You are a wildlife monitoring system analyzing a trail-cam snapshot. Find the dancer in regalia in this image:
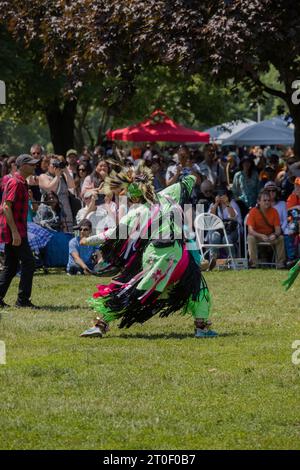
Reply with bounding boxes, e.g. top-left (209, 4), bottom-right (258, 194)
top-left (282, 259), bottom-right (300, 291)
top-left (80, 165), bottom-right (217, 338)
